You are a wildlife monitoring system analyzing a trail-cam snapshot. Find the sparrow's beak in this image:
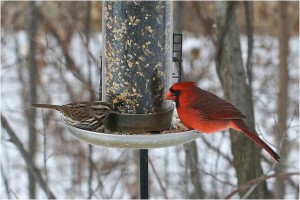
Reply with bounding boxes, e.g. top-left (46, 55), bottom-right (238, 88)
top-left (164, 91), bottom-right (176, 100)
